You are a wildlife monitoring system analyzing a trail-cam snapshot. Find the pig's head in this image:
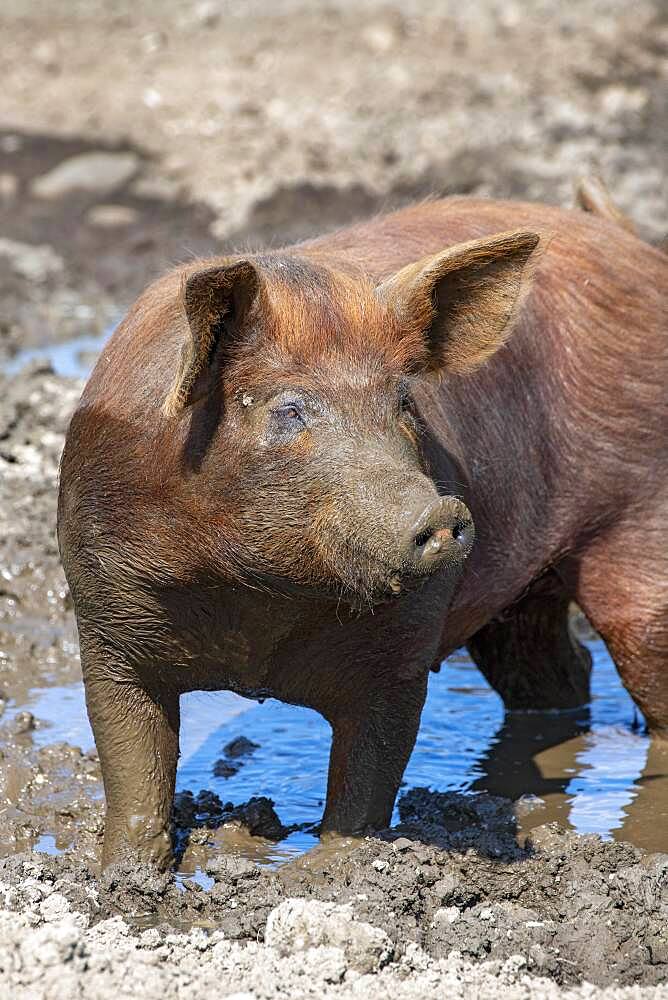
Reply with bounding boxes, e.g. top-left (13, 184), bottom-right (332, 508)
top-left (163, 230), bottom-right (539, 607)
